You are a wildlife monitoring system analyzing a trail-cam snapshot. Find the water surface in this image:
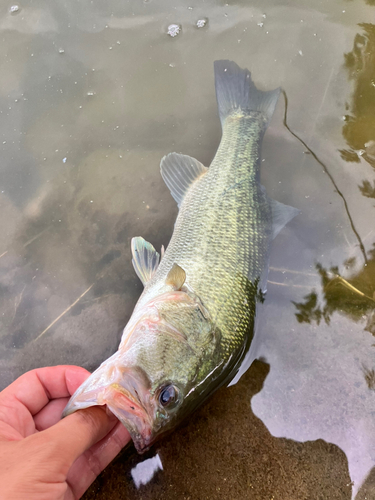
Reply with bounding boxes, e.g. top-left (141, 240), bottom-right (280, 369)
top-left (0, 0), bottom-right (375, 498)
